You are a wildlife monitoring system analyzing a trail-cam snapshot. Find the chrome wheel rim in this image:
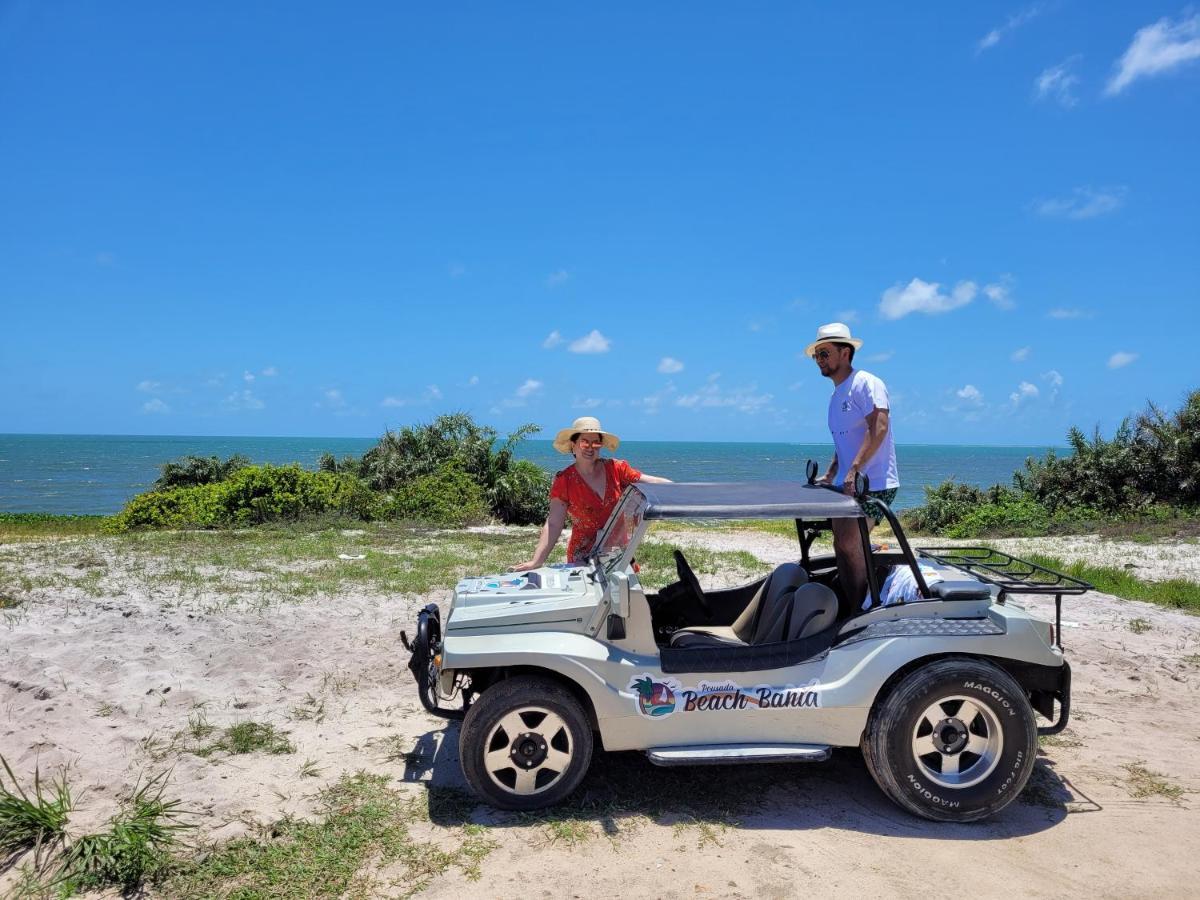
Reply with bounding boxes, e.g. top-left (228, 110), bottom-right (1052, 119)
top-left (483, 707), bottom-right (573, 796)
top-left (911, 694), bottom-right (1003, 789)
